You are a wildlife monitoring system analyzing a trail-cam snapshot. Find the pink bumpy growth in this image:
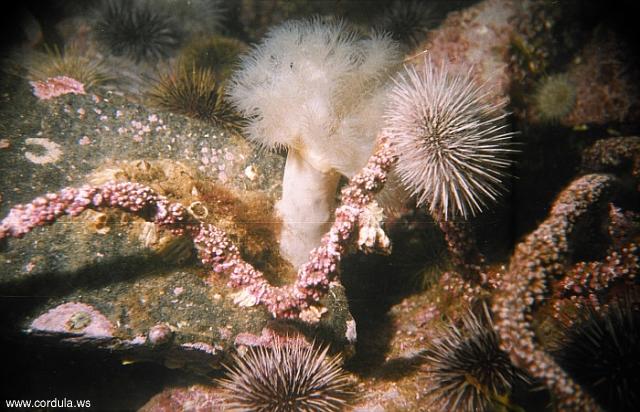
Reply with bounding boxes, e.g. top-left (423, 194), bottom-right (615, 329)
top-left (493, 174), bottom-right (615, 411)
top-left (30, 76), bottom-right (86, 100)
top-left (0, 138), bottom-right (396, 320)
top-left (0, 181), bottom-right (189, 239)
top-left (196, 138), bottom-right (396, 318)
